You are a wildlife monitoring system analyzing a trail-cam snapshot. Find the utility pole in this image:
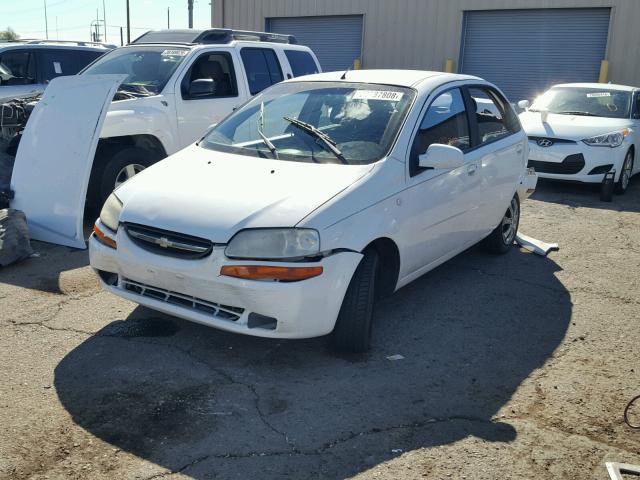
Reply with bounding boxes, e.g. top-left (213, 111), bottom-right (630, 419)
top-left (167, 7), bottom-right (170, 29)
top-left (43, 0), bottom-right (49, 39)
top-left (103, 0), bottom-right (107, 42)
top-left (188, 0), bottom-right (194, 29)
top-left (126, 0), bottom-right (131, 44)
top-left (120, 27), bottom-right (124, 46)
